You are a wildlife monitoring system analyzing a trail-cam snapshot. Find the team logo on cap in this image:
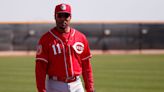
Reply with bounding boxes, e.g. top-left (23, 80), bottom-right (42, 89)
top-left (73, 42), bottom-right (84, 54)
top-left (60, 4), bottom-right (66, 10)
